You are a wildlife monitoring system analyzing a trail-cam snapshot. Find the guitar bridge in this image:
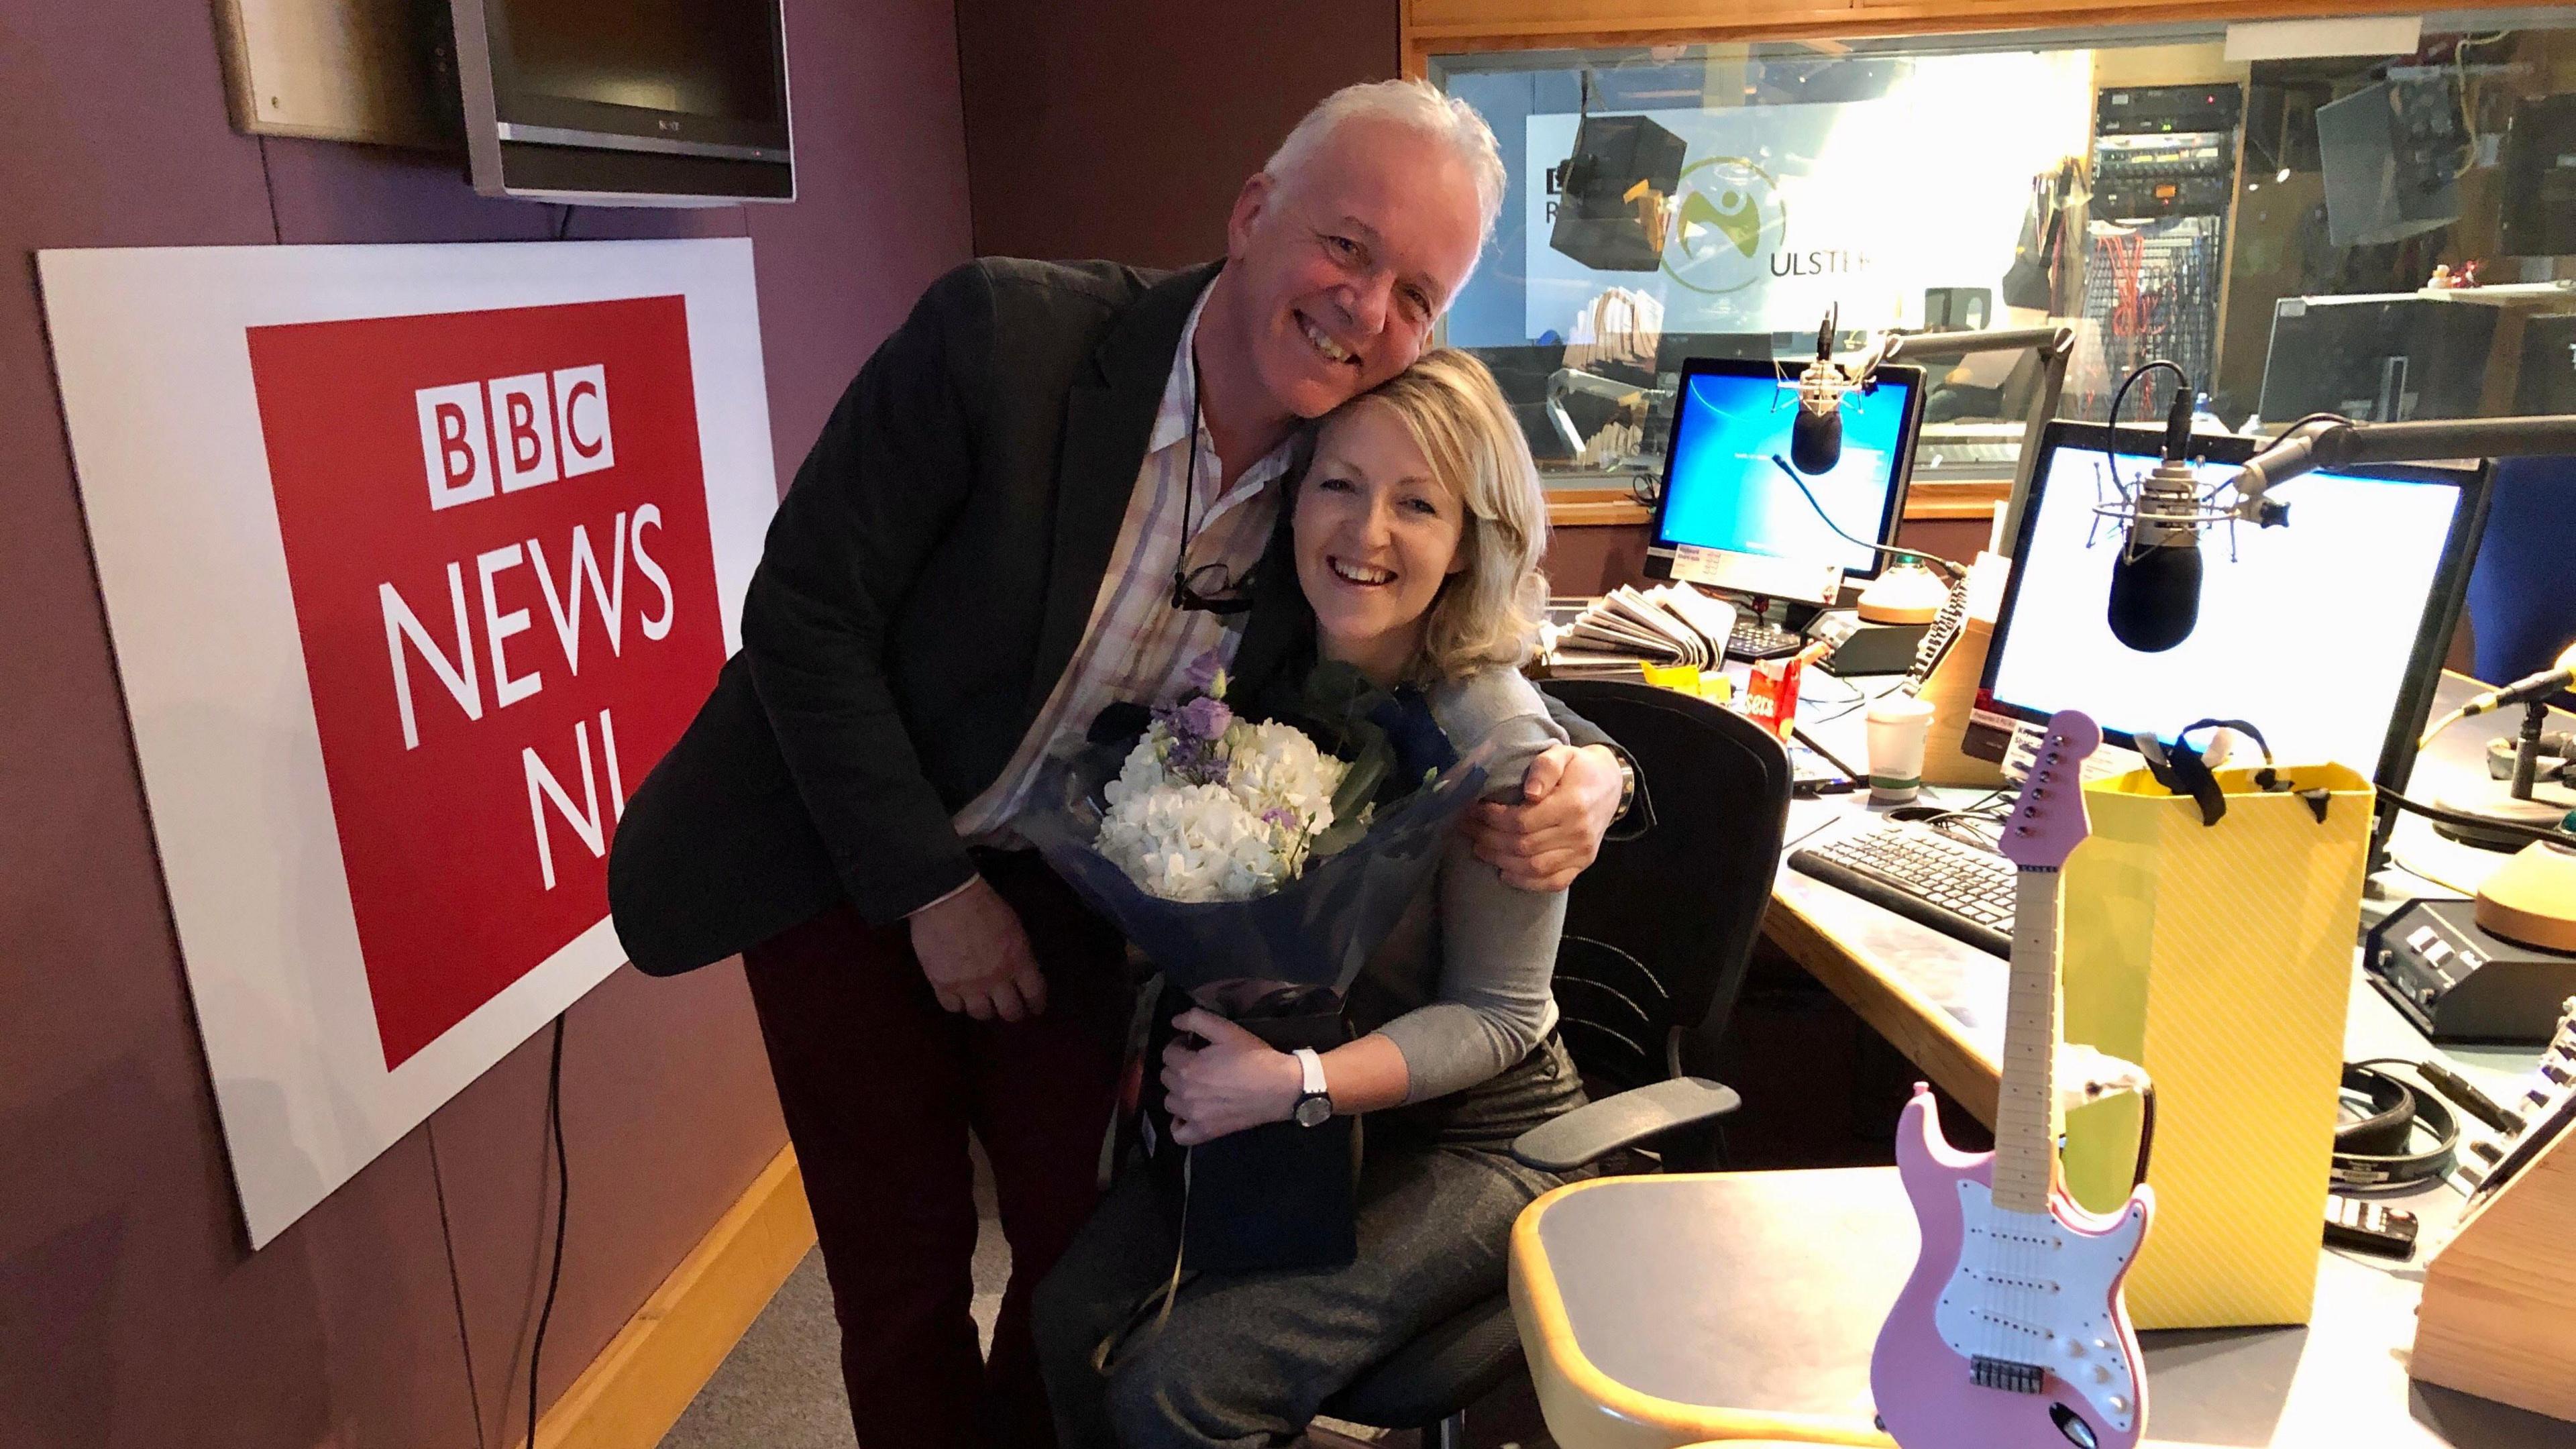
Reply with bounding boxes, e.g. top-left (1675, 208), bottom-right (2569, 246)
top-left (1970, 1355), bottom-right (2045, 1394)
